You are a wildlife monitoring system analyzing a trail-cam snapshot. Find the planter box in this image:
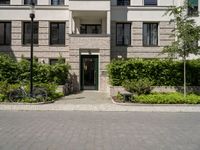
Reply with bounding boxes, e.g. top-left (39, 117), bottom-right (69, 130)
top-left (110, 86), bottom-right (200, 96)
